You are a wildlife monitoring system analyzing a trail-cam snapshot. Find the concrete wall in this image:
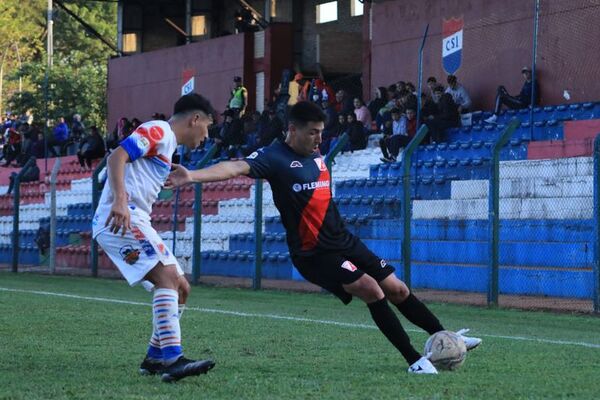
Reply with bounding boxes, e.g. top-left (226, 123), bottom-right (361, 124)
top-left (300, 0), bottom-right (363, 73)
top-left (369, 0), bottom-right (600, 110)
top-left (107, 34), bottom-right (246, 129)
